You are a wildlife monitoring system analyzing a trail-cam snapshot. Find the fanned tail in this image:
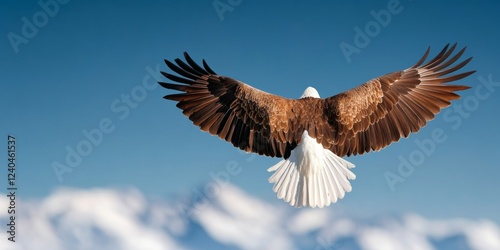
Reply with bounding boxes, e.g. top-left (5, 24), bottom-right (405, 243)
top-left (267, 132), bottom-right (356, 208)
